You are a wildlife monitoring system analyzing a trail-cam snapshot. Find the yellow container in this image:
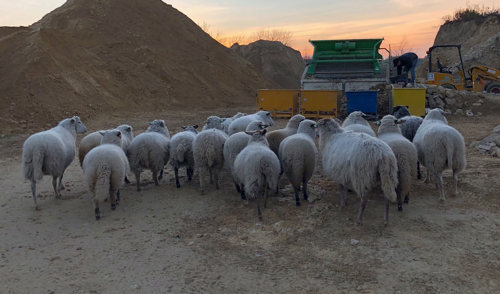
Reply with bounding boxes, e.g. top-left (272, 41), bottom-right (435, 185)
top-left (257, 89), bottom-right (299, 118)
top-left (391, 88), bottom-right (426, 117)
top-left (300, 90), bottom-right (340, 118)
